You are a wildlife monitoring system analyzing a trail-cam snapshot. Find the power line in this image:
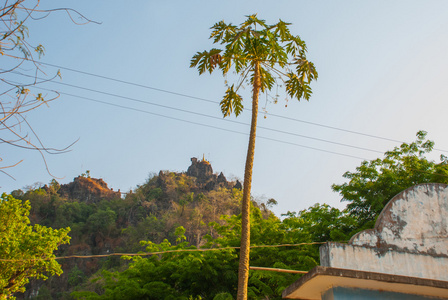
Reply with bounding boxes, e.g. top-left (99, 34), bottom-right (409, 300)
top-left (58, 82), bottom-right (383, 154)
top-left (11, 71), bottom-right (448, 164)
top-left (46, 88), bottom-right (368, 160)
top-left (2, 233), bottom-right (447, 262)
top-left (0, 242), bottom-right (326, 262)
top-left (35, 61), bottom-right (419, 147)
top-left (265, 113), bottom-right (402, 144)
top-left (12, 71), bottom-right (383, 155)
top-left (38, 61), bottom-right (218, 104)
top-left (9, 70), bottom-right (448, 159)
top-left (41, 88), bottom-right (448, 177)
